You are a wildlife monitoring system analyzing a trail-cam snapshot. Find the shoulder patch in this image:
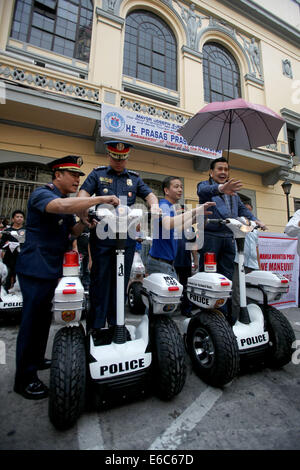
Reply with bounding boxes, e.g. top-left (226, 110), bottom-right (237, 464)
top-left (45, 183), bottom-right (55, 190)
top-left (128, 170), bottom-right (139, 177)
